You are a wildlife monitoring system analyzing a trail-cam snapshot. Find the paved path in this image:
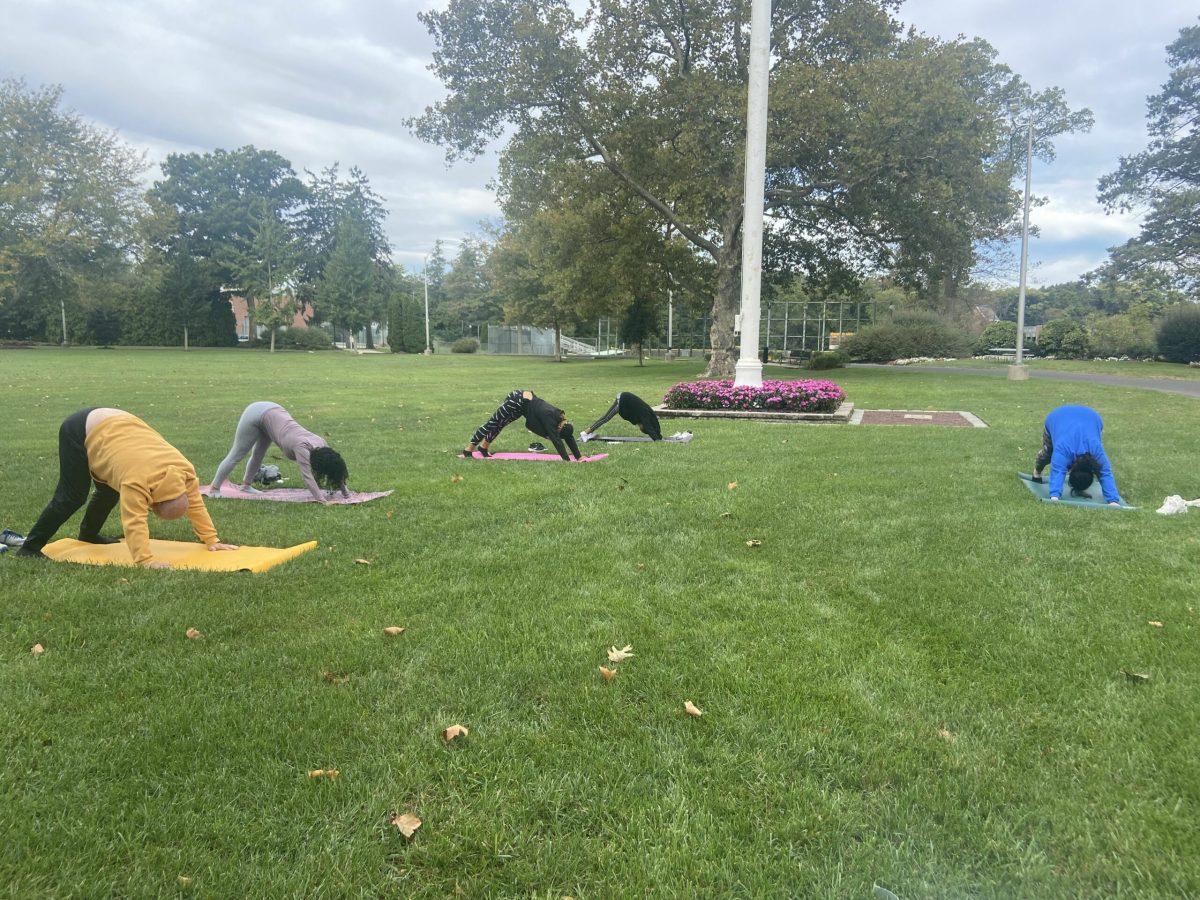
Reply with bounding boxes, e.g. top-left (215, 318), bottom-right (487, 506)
top-left (851, 364), bottom-right (1200, 399)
